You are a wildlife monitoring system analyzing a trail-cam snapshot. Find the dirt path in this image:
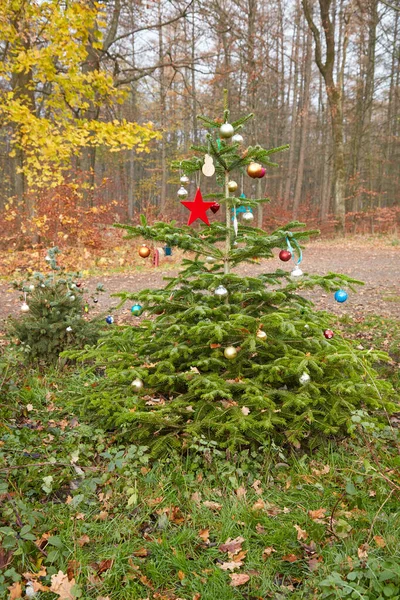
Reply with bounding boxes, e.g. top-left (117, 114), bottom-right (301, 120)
top-left (1, 239), bottom-right (399, 328)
